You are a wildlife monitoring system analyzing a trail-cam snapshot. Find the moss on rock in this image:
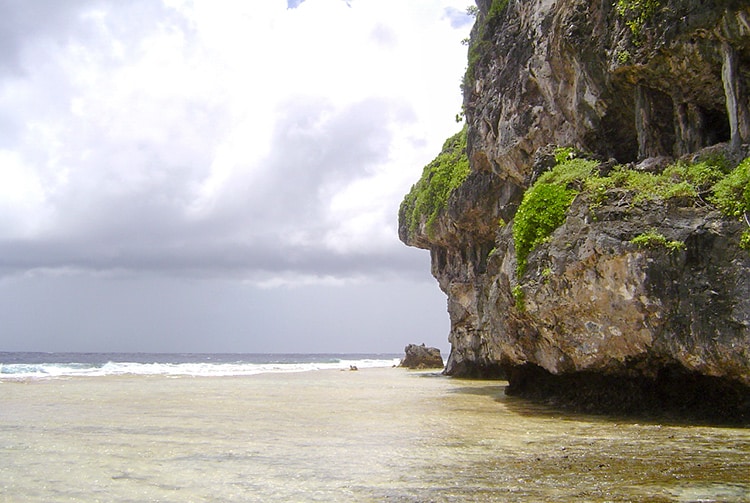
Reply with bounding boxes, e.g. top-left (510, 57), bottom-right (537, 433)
top-left (400, 127), bottom-right (470, 237)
